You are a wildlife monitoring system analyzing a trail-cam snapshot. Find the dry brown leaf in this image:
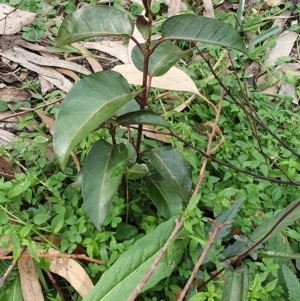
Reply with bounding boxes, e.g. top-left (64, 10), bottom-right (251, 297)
top-left (173, 95), bottom-right (196, 113)
top-left (143, 125), bottom-right (172, 143)
top-left (0, 153), bottom-right (22, 180)
top-left (0, 4), bottom-right (36, 35)
top-left (39, 75), bottom-right (55, 95)
top-left (264, 31), bottom-right (298, 67)
top-left (166, 0), bottom-right (182, 17)
top-left (203, 0), bottom-right (215, 18)
top-left (35, 110), bottom-right (55, 135)
top-left (0, 129), bottom-right (17, 146)
top-left (56, 68), bottom-right (81, 82)
top-left (1, 49), bottom-right (73, 92)
top-left (0, 111), bottom-right (18, 131)
top-left (18, 250), bottom-right (44, 301)
top-left (72, 42), bottom-right (103, 72)
top-left (113, 64), bottom-right (200, 95)
top-left (264, 0), bottom-right (285, 7)
top-left (272, 8), bottom-right (293, 30)
top-left (14, 38), bottom-right (53, 54)
top-left (0, 86), bottom-right (29, 102)
top-left (48, 248), bottom-right (94, 297)
top-left (128, 124), bottom-right (172, 143)
top-left (11, 46), bottom-right (91, 75)
top-left (84, 41), bottom-right (130, 64)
